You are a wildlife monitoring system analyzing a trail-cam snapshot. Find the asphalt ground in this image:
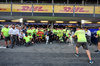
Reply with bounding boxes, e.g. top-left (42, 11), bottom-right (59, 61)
top-left (0, 40), bottom-right (100, 66)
